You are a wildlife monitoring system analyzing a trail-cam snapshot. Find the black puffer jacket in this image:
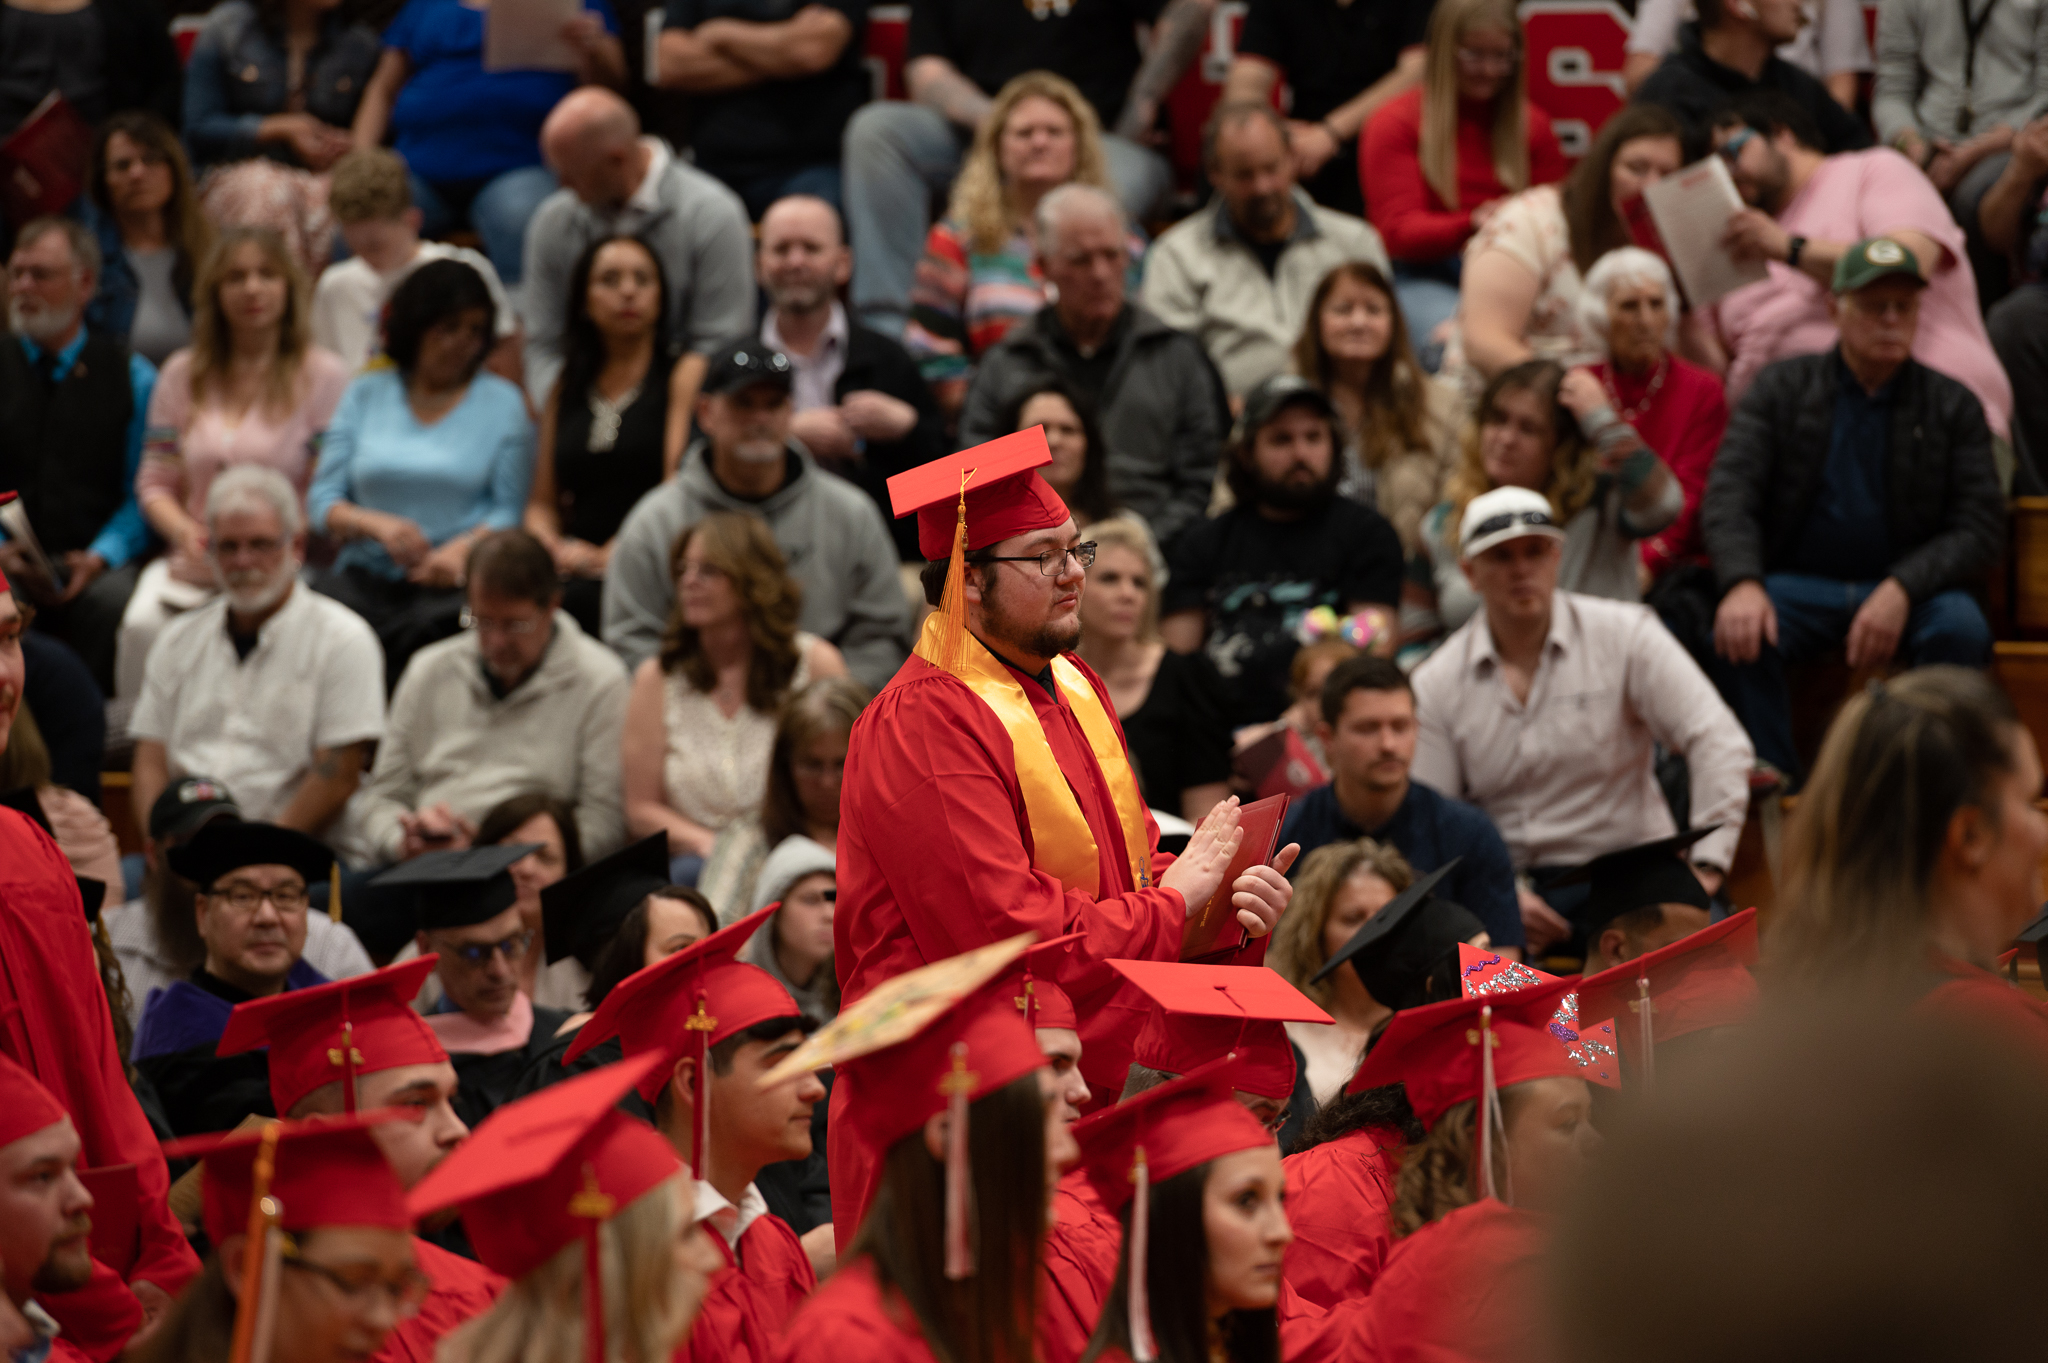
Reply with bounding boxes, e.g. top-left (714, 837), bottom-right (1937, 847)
top-left (1700, 349), bottom-right (2004, 603)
